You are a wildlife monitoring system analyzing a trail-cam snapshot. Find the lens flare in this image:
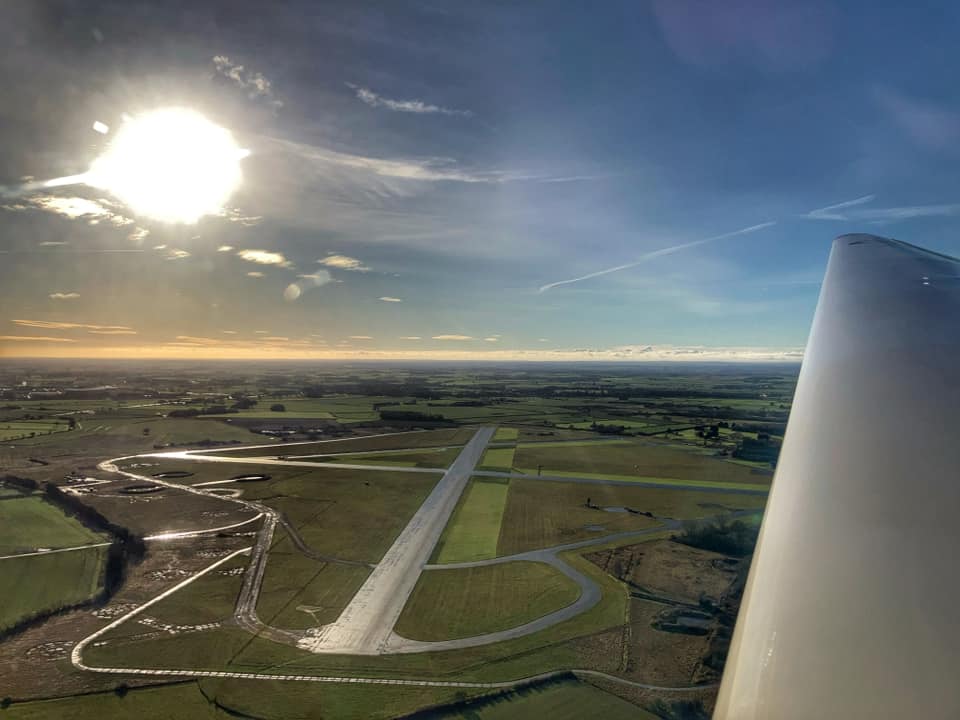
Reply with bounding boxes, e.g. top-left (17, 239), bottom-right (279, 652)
top-left (86, 108), bottom-right (247, 223)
